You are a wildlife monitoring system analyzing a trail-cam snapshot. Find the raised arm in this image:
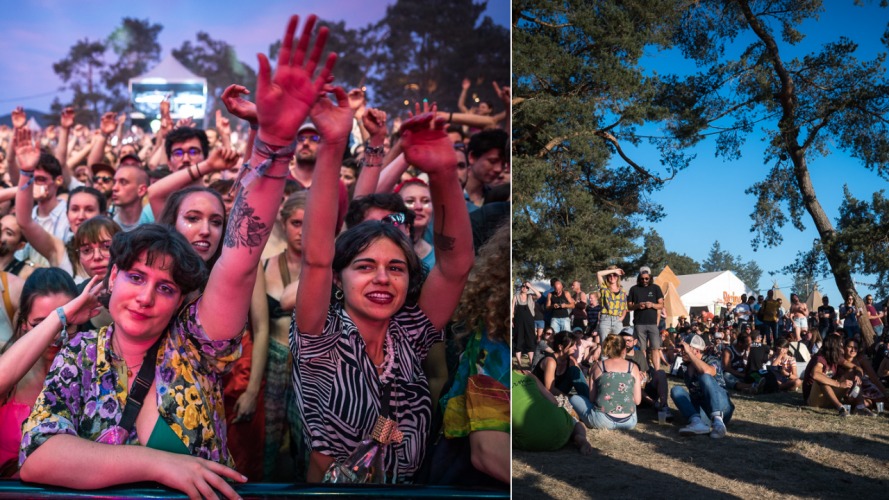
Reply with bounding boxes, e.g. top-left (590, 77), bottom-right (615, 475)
top-left (0, 276), bottom-right (99, 402)
top-left (221, 85), bottom-right (258, 165)
top-left (13, 129), bottom-right (67, 267)
top-left (147, 147), bottom-right (239, 219)
top-left (402, 113), bottom-right (474, 330)
top-left (374, 150), bottom-right (410, 195)
top-left (56, 108), bottom-right (75, 188)
top-left (439, 112), bottom-right (497, 131)
top-left (8, 106), bottom-right (27, 184)
top-left (457, 78), bottom-right (471, 114)
top-left (350, 108), bottom-right (388, 199)
top-left (216, 110), bottom-right (233, 150)
top-left (201, 14), bottom-right (336, 341)
top-left (86, 113), bottom-right (117, 169)
top-left (293, 89), bottom-right (353, 336)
